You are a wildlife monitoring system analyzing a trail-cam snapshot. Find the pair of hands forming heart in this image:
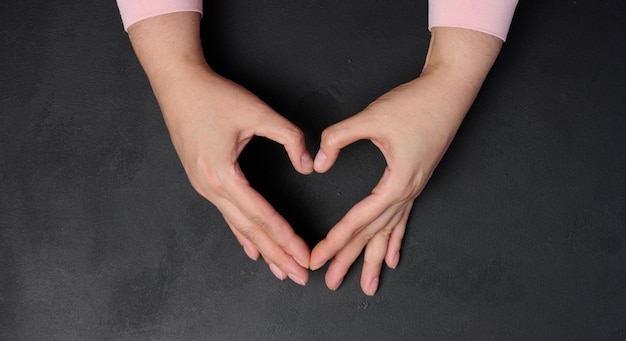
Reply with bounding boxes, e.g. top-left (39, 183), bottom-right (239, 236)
top-left (158, 70), bottom-right (466, 296)
top-left (129, 12), bottom-right (503, 296)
